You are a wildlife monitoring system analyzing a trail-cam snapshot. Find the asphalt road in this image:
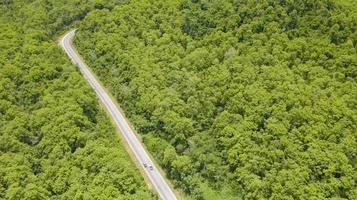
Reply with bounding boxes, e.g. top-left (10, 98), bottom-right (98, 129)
top-left (60, 29), bottom-right (178, 200)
